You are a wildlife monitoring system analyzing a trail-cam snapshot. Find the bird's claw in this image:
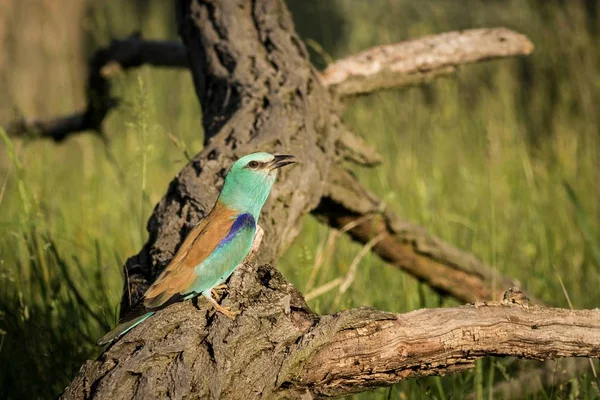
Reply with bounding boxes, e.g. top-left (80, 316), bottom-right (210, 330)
top-left (203, 288), bottom-right (239, 319)
top-left (212, 303), bottom-right (240, 319)
top-left (211, 284), bottom-right (228, 300)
